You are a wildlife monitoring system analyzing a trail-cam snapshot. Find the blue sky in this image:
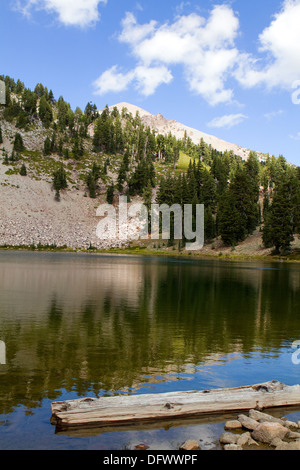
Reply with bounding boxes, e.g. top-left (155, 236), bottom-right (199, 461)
top-left (1, 0), bottom-right (300, 165)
